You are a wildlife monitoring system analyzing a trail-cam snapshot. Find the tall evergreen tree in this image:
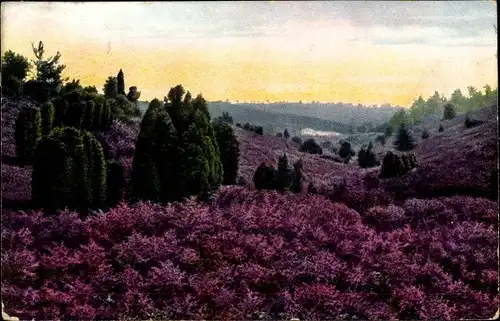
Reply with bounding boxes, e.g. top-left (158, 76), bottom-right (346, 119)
top-left (442, 102), bottom-right (457, 120)
top-left (25, 41), bottom-right (67, 102)
top-left (276, 154), bottom-right (291, 192)
top-left (153, 110), bottom-right (179, 203)
top-left (290, 159), bottom-right (303, 193)
top-left (130, 142), bottom-right (161, 203)
top-left (253, 162), bottom-right (277, 190)
top-left (283, 128), bottom-right (290, 139)
top-left (103, 76), bottom-right (118, 98)
top-left (131, 100), bottom-right (178, 203)
top-left (15, 106), bottom-right (42, 165)
top-left (1, 50), bottom-right (31, 98)
top-left (212, 120), bottom-right (240, 185)
top-left (32, 127), bottom-right (106, 212)
top-left (180, 124), bottom-right (211, 200)
top-left (358, 142), bottom-right (377, 168)
top-left (82, 100), bottom-right (95, 130)
top-left (52, 98), bottom-right (69, 127)
top-left (166, 84), bottom-right (186, 134)
top-left (40, 102), bottom-right (55, 136)
top-left (117, 69), bottom-right (125, 95)
top-left (393, 124), bottom-right (415, 151)
top-left (338, 141), bottom-right (355, 160)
